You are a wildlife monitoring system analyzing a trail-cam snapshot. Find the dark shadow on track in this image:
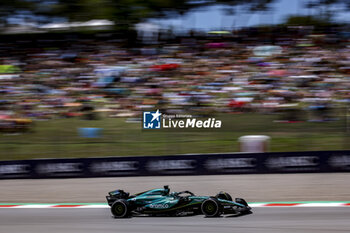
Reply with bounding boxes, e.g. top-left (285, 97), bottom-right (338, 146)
top-left (112, 212), bottom-right (200, 218)
top-left (110, 211), bottom-right (253, 219)
top-left (225, 210), bottom-right (253, 218)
